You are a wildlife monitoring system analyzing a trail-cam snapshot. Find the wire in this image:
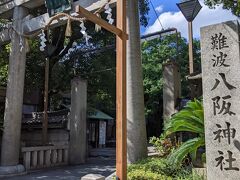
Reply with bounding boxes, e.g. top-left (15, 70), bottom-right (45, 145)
top-left (150, 0), bottom-right (164, 30)
top-left (79, 68), bottom-right (116, 76)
